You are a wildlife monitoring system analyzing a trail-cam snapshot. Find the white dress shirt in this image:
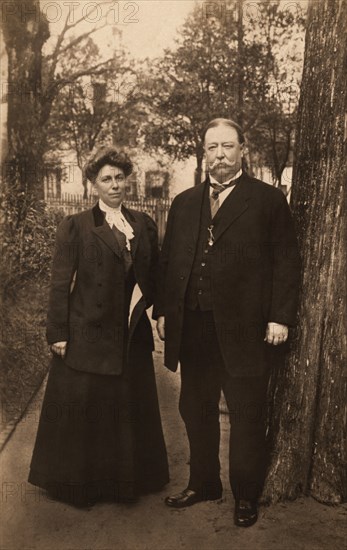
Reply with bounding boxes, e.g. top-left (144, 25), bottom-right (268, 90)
top-left (99, 199), bottom-right (134, 251)
top-left (99, 199), bottom-right (141, 326)
top-left (209, 169), bottom-right (243, 208)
